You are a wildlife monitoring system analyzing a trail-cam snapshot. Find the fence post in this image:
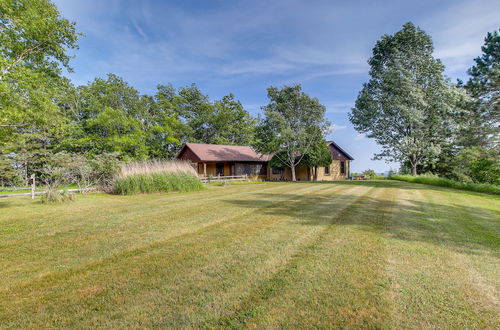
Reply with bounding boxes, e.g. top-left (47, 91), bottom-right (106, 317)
top-left (30, 174), bottom-right (35, 200)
